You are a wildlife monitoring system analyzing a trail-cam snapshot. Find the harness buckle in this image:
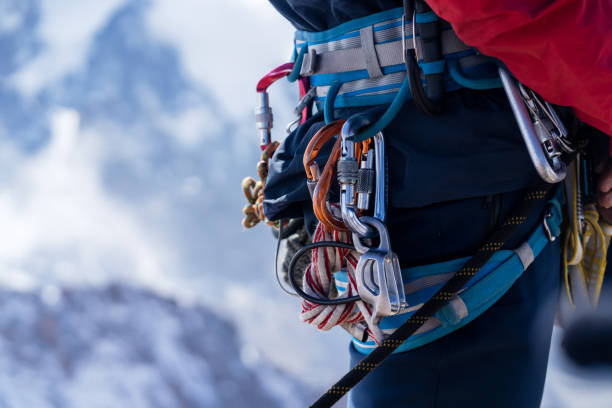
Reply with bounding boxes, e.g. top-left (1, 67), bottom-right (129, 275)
top-left (304, 48), bottom-right (318, 77)
top-left (286, 87), bottom-right (316, 134)
top-left (543, 205), bottom-right (560, 242)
